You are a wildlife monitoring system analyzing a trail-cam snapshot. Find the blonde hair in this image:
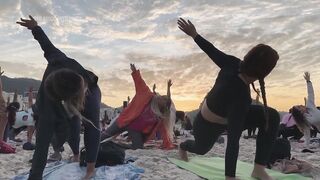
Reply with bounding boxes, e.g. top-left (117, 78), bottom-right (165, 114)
top-left (150, 95), bottom-right (175, 140)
